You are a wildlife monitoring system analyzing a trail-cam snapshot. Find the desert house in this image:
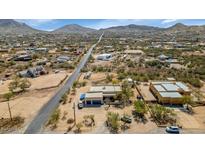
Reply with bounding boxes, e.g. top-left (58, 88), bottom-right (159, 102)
top-left (150, 81), bottom-right (191, 104)
top-left (158, 54), bottom-right (169, 61)
top-left (80, 85), bottom-right (122, 106)
top-left (13, 54), bottom-right (32, 61)
top-left (96, 53), bottom-right (112, 61)
top-left (18, 65), bottom-right (46, 78)
top-left (124, 49), bottom-right (144, 56)
top-left (35, 48), bottom-right (49, 53)
top-left (56, 55), bottom-right (70, 63)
